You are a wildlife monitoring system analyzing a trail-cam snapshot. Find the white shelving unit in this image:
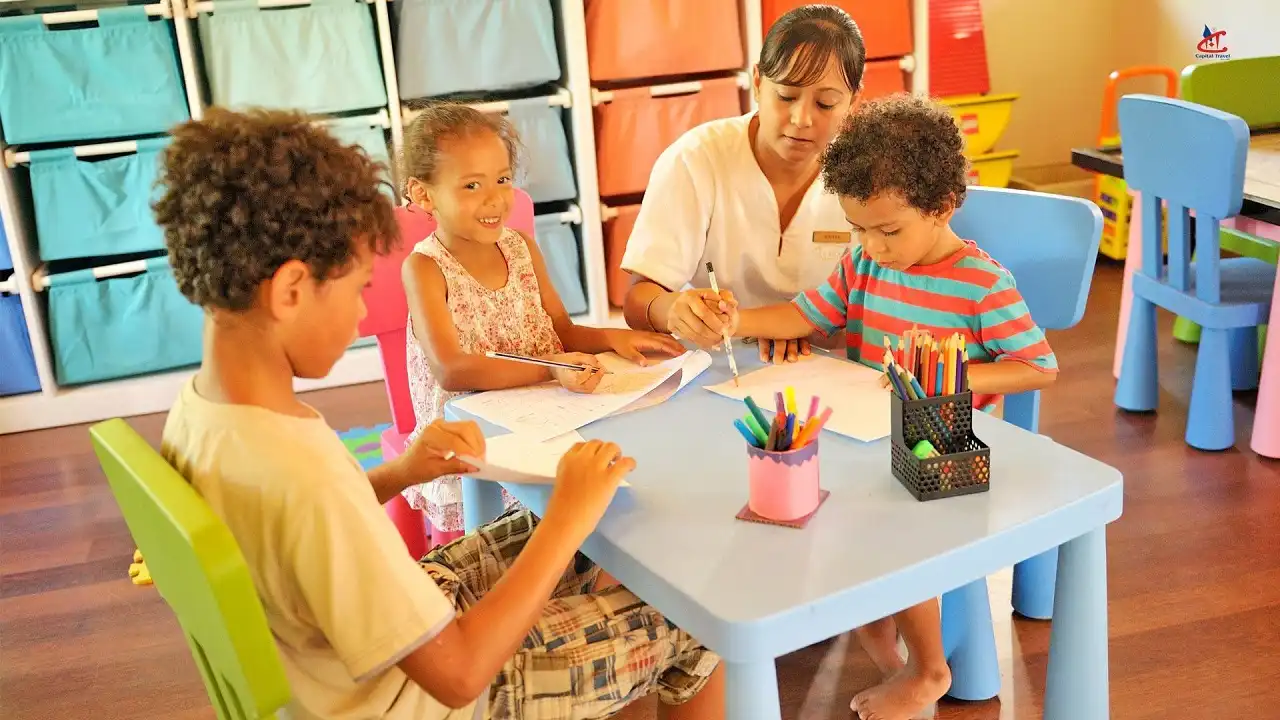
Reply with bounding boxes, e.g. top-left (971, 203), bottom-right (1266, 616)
top-left (0, 0), bottom-right (928, 435)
